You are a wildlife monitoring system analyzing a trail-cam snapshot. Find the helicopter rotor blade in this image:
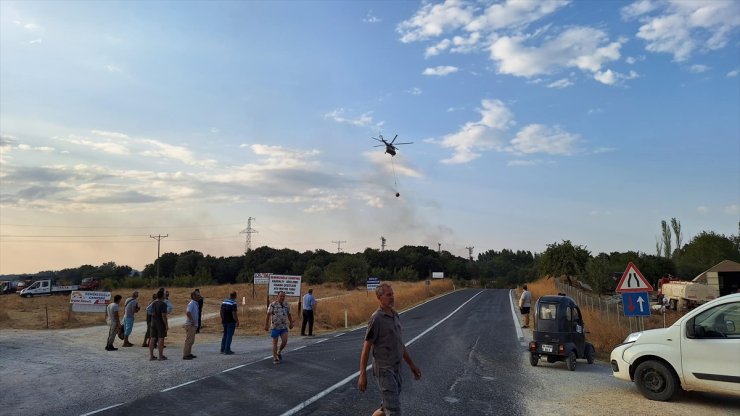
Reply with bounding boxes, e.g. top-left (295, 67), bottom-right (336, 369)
top-left (394, 142), bottom-right (413, 145)
top-left (390, 134), bottom-right (398, 145)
